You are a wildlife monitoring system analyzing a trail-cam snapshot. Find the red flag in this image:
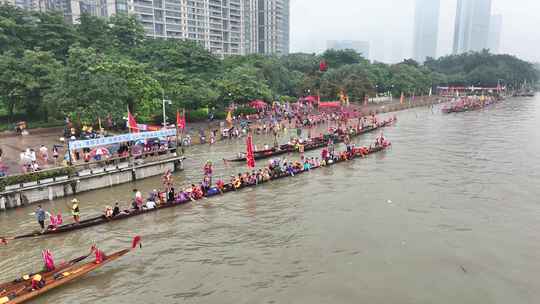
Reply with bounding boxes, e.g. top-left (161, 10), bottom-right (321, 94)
top-left (246, 133), bottom-right (255, 169)
top-left (176, 110), bottom-right (185, 130)
top-left (127, 108), bottom-right (139, 133)
top-left (319, 60), bottom-right (328, 72)
top-left (131, 235), bottom-right (142, 249)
